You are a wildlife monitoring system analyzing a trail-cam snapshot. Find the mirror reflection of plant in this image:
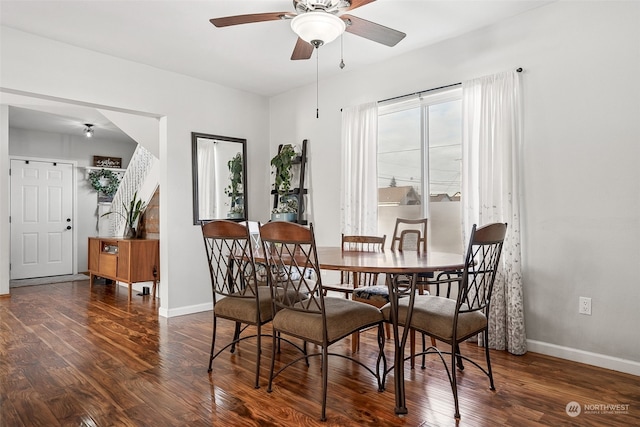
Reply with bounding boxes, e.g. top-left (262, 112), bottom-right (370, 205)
top-left (229, 204), bottom-right (244, 215)
top-left (270, 144), bottom-right (297, 195)
top-left (225, 152), bottom-right (243, 203)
